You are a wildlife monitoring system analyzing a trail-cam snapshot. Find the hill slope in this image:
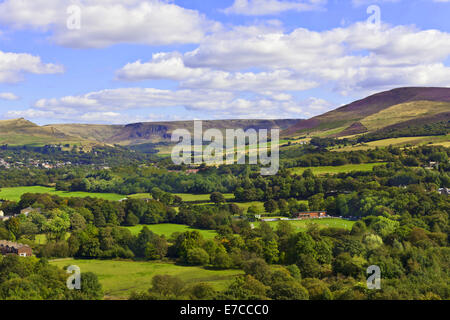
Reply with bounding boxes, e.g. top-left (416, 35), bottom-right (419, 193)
top-left (0, 118), bottom-right (81, 145)
top-left (284, 87), bottom-right (450, 137)
top-left (50, 119), bottom-right (299, 146)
